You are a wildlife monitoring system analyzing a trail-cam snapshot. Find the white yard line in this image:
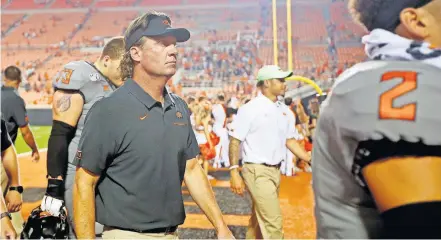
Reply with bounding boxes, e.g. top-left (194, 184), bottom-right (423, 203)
top-left (17, 148), bottom-right (48, 158)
